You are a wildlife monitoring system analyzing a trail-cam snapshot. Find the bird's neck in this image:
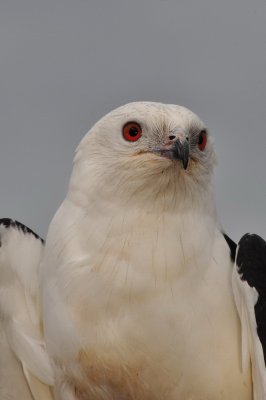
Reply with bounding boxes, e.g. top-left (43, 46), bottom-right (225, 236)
top-left (44, 160), bottom-right (219, 297)
top-left (68, 159), bottom-right (216, 219)
top-left (49, 179), bottom-right (217, 283)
